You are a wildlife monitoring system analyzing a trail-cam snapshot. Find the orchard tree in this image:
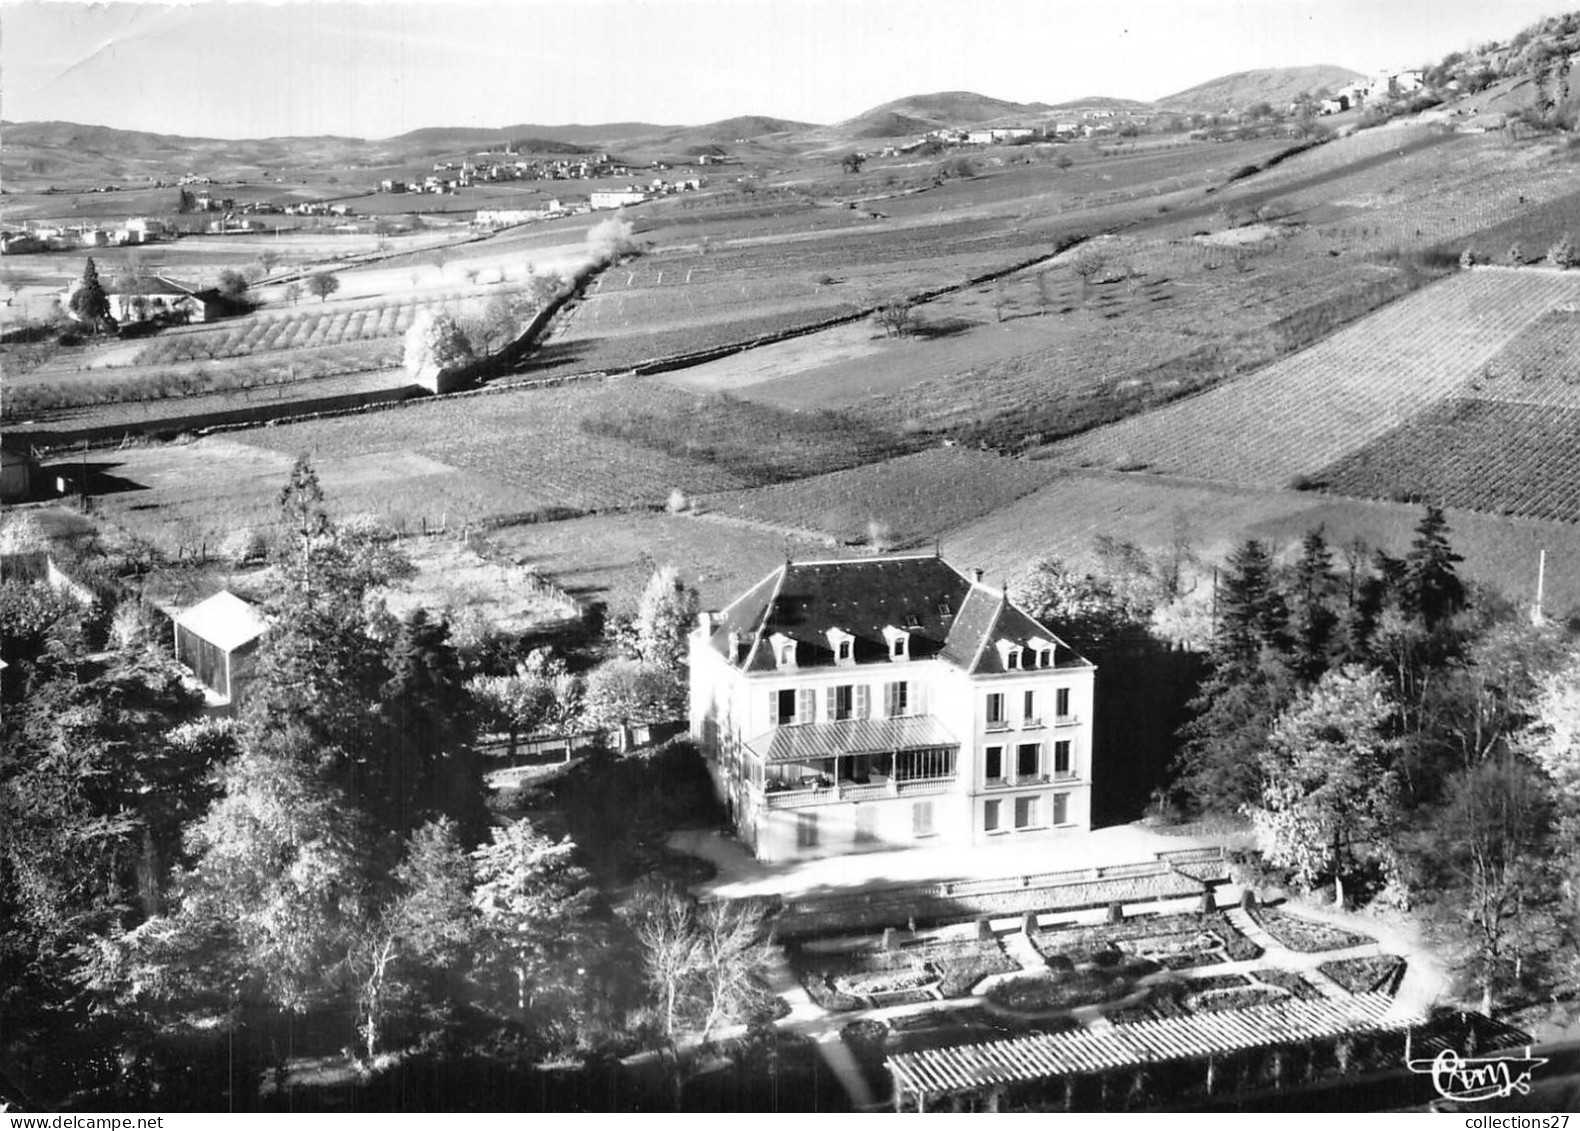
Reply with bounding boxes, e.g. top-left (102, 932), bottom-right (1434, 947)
top-left (403, 308), bottom-right (475, 381)
top-left (582, 659), bottom-right (682, 749)
top-left (840, 152), bottom-right (866, 174)
top-left (1547, 233), bottom-right (1577, 269)
top-left (1071, 244), bottom-right (1110, 297)
top-left (283, 282), bottom-right (302, 306)
top-left (587, 216), bottom-right (638, 264)
top-left (306, 271), bottom-right (341, 303)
